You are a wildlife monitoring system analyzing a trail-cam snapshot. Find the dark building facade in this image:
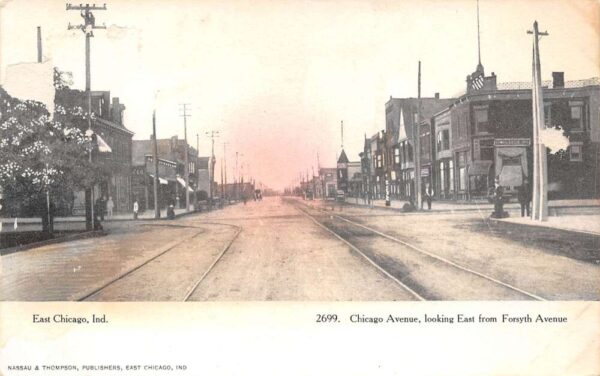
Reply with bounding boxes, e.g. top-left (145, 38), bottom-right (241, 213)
top-left (54, 89), bottom-right (134, 213)
top-left (433, 70), bottom-right (600, 200)
top-left (384, 96), bottom-right (455, 201)
top-left (131, 136), bottom-right (198, 210)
